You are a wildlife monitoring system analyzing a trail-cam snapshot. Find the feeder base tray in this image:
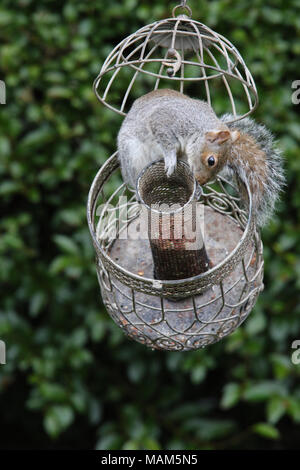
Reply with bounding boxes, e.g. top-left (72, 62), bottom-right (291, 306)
top-left (101, 206), bottom-right (263, 351)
